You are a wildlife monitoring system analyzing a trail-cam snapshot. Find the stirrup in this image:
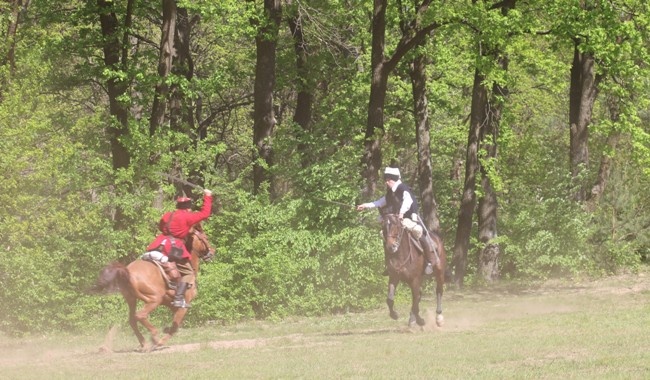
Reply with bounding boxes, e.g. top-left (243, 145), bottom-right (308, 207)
top-left (424, 262), bottom-right (433, 275)
top-left (171, 299), bottom-right (191, 308)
